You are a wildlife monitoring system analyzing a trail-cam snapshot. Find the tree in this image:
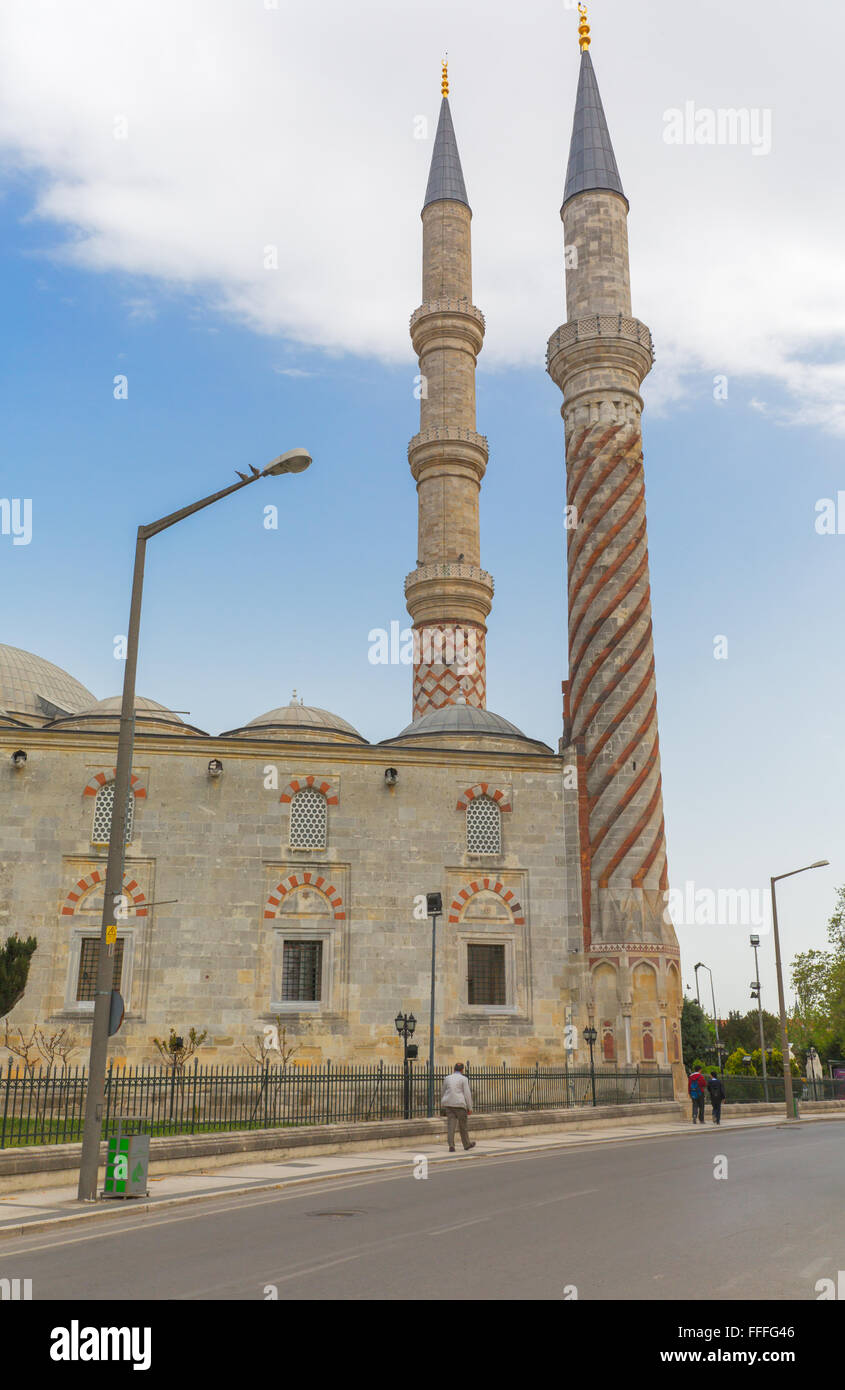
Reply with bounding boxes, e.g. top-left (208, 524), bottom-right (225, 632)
top-left (2, 1021), bottom-right (39, 1073)
top-left (681, 996), bottom-right (712, 1068)
top-left (36, 1026), bottom-right (79, 1068)
top-left (790, 883), bottom-right (845, 1063)
top-left (242, 1017), bottom-right (300, 1069)
top-left (0, 934), bottom-right (37, 1019)
top-left (725, 1046), bottom-right (756, 1075)
top-left (152, 1027), bottom-right (208, 1072)
top-left (721, 1008), bottom-right (780, 1055)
